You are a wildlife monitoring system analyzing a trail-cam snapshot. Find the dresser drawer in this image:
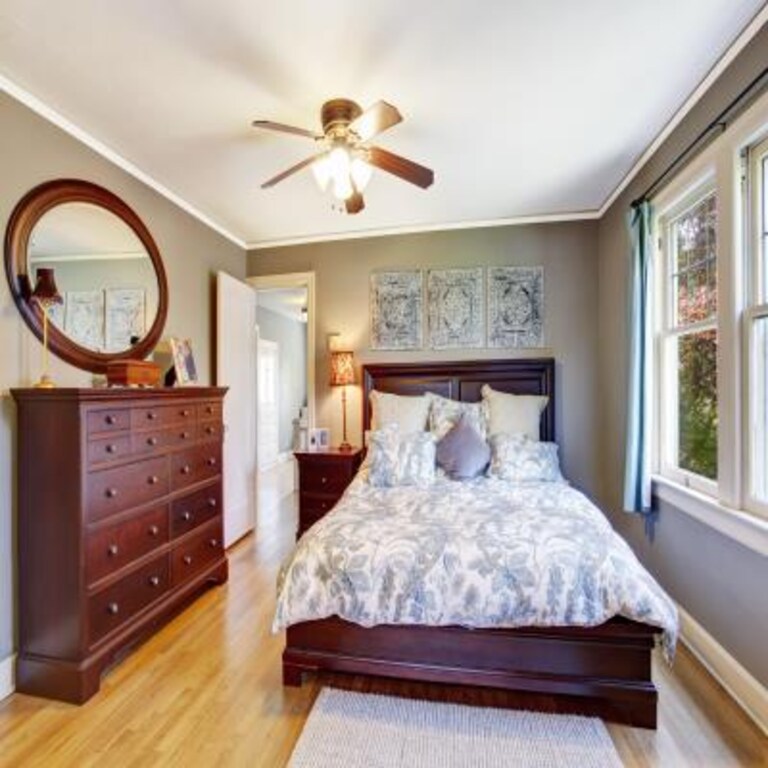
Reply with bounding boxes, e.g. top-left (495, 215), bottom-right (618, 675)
top-left (300, 492), bottom-right (340, 518)
top-left (87, 456), bottom-right (170, 522)
top-left (171, 445), bottom-right (222, 491)
top-left (86, 506), bottom-right (169, 585)
top-left (169, 403), bottom-right (197, 425)
top-left (87, 408), bottom-right (130, 436)
top-left (197, 401), bottom-right (222, 422)
top-left (88, 554), bottom-right (170, 646)
top-left (171, 520), bottom-right (223, 586)
top-left (87, 434), bottom-right (133, 467)
top-left (197, 420), bottom-right (223, 442)
top-left (171, 484), bottom-right (222, 539)
top-left (131, 405), bottom-right (181, 431)
top-left (299, 461), bottom-right (353, 494)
